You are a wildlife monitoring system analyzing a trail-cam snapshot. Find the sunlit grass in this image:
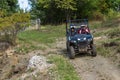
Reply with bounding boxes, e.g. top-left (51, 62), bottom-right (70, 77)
top-left (18, 24), bottom-right (66, 44)
top-left (48, 54), bottom-right (79, 80)
top-left (16, 24), bottom-right (66, 54)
